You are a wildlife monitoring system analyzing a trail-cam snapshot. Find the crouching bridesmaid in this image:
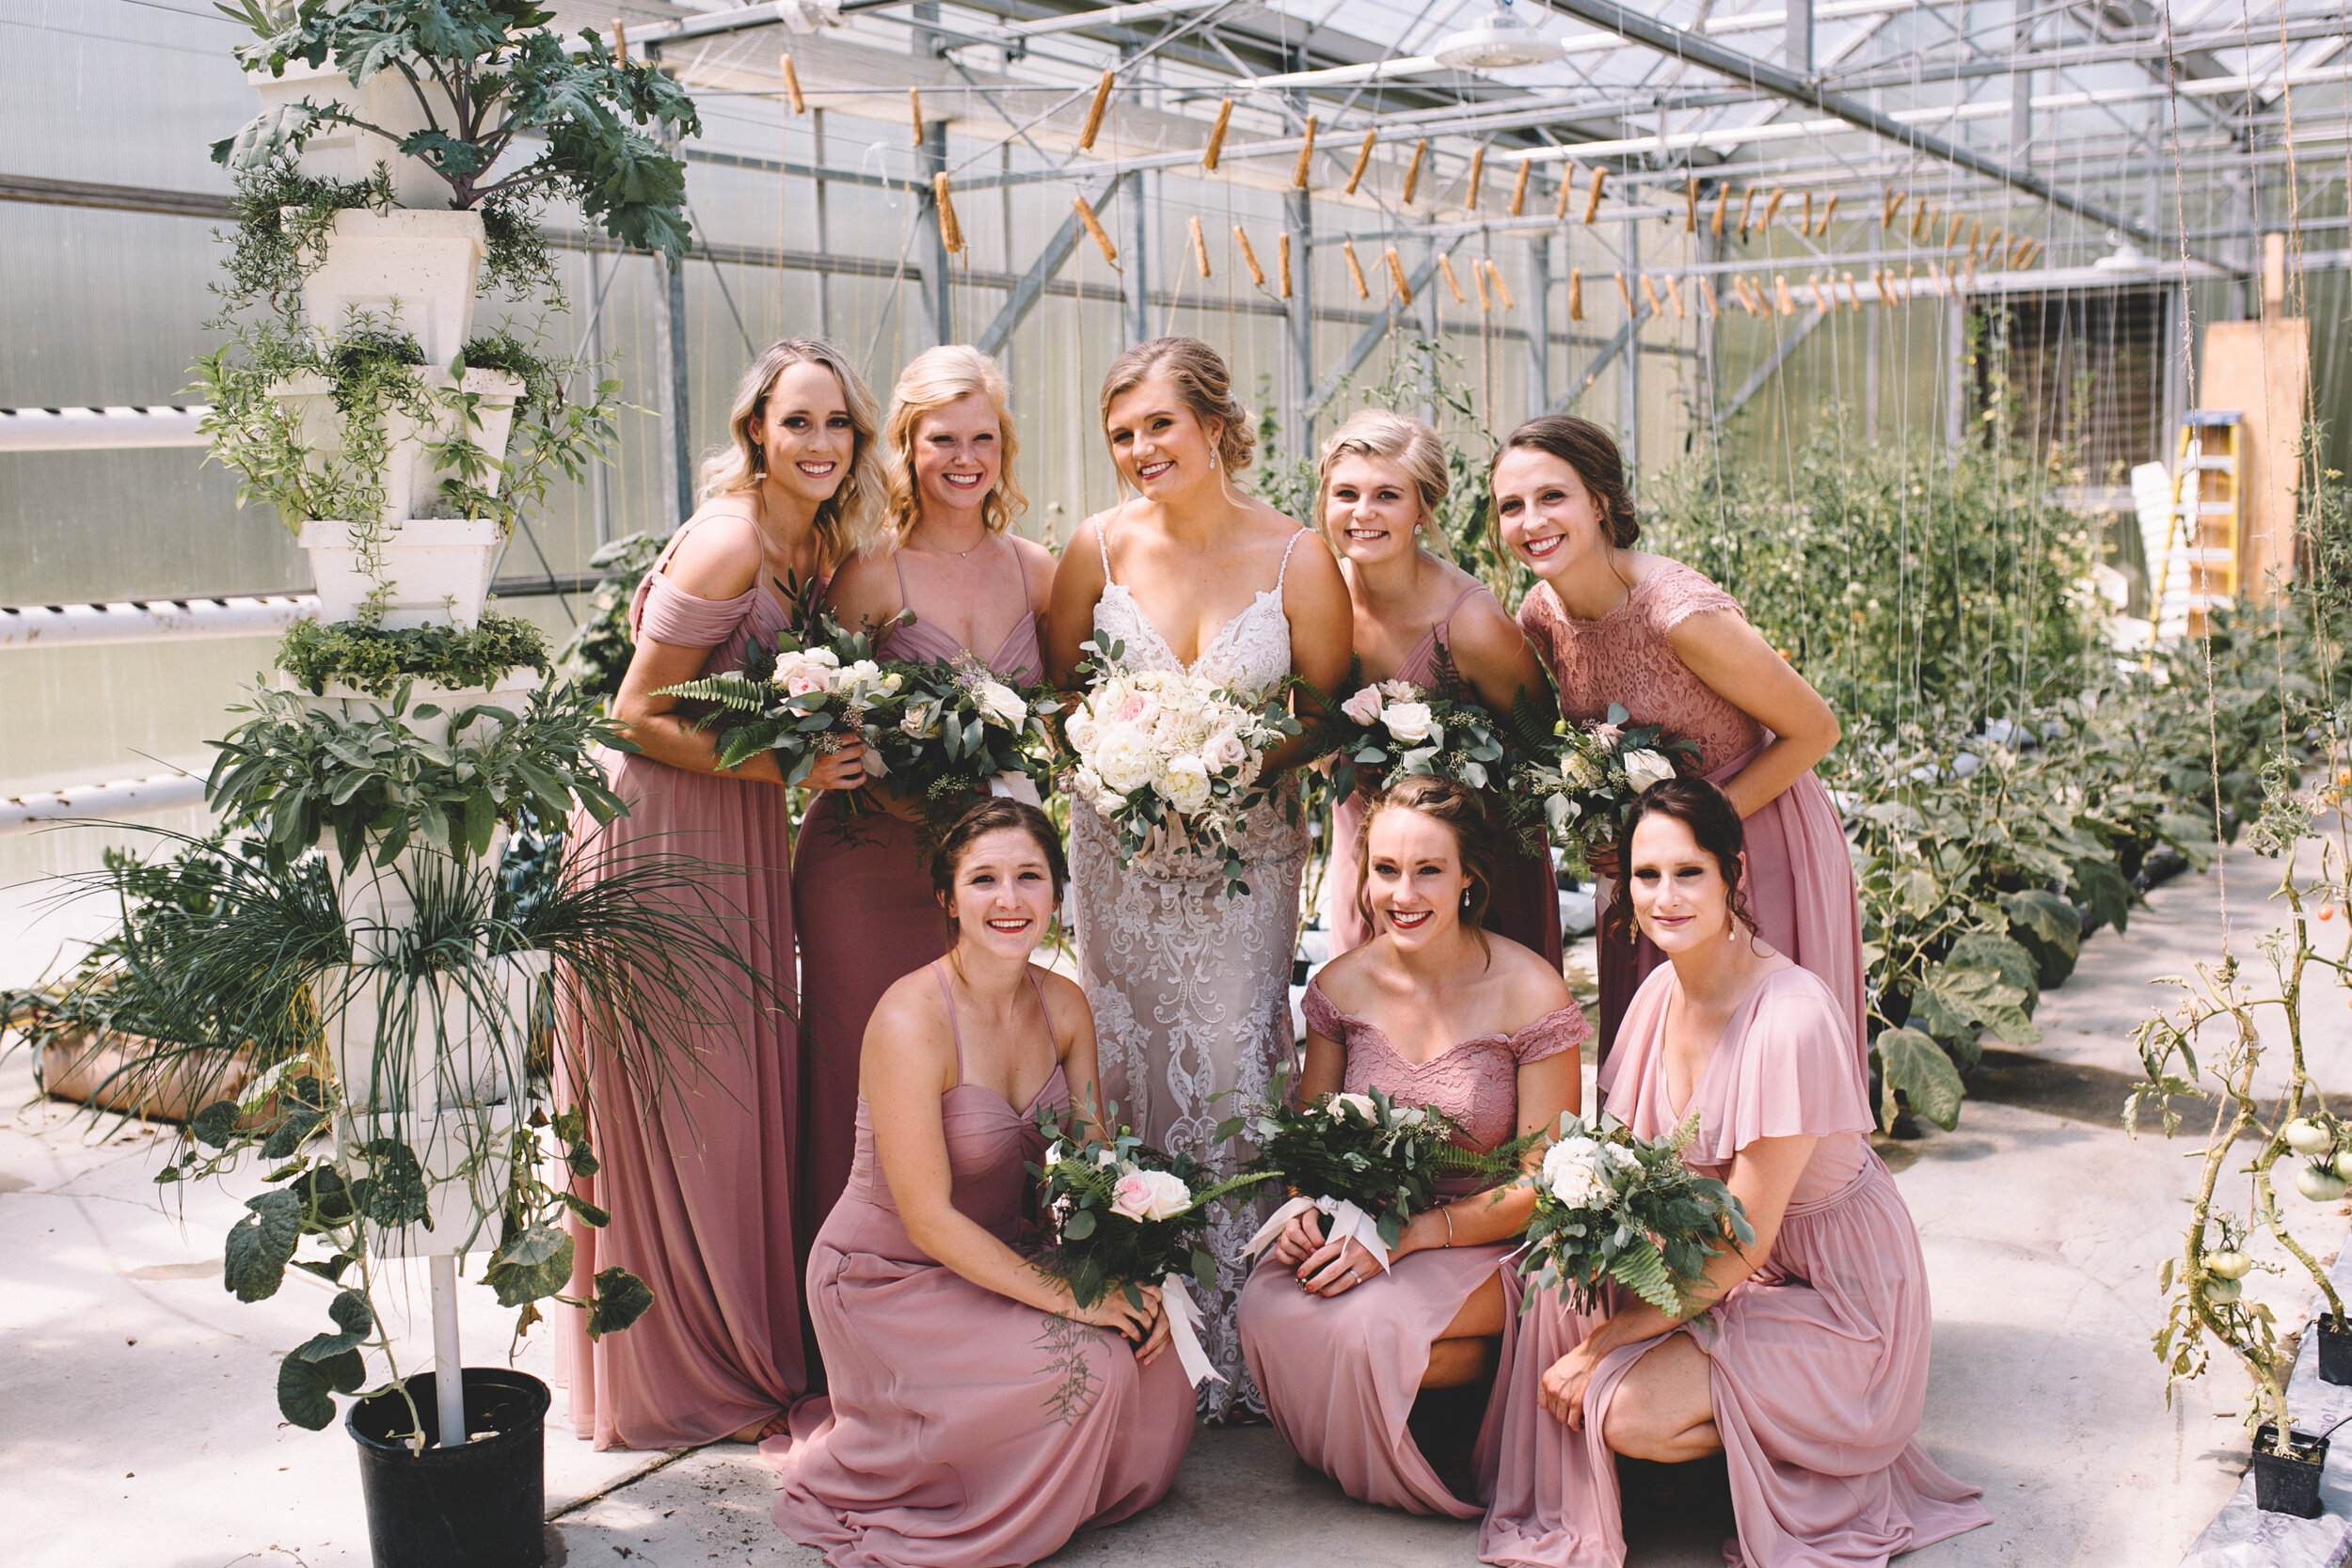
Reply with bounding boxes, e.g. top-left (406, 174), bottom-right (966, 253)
top-left (1237, 776), bottom-right (1585, 1516)
top-left (764, 798), bottom-right (1195, 1567)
